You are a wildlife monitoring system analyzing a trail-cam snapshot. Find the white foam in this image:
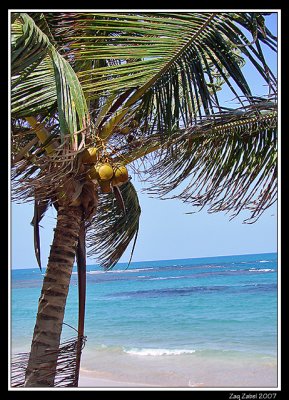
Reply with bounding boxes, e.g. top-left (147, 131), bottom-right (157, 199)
top-left (249, 268), bottom-right (274, 272)
top-left (124, 348), bottom-right (196, 356)
top-left (86, 267), bottom-right (154, 274)
top-left (86, 270), bottom-right (105, 274)
top-left (148, 277), bottom-right (170, 281)
top-left (130, 268), bottom-right (154, 273)
top-left (148, 276), bottom-right (187, 281)
top-left (86, 269), bottom-right (125, 274)
top-left (257, 268), bottom-right (275, 272)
